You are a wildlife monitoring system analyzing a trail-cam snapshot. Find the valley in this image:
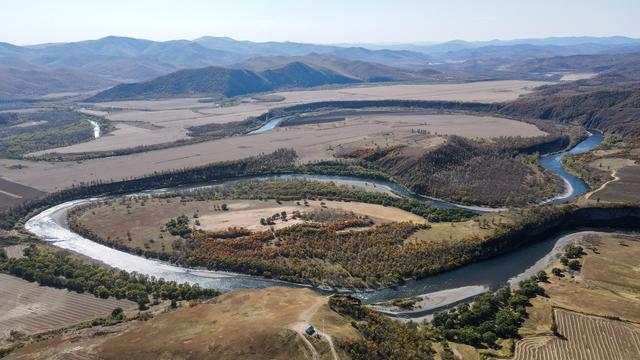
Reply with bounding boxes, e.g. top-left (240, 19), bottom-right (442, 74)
top-left (1, 22), bottom-right (640, 360)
